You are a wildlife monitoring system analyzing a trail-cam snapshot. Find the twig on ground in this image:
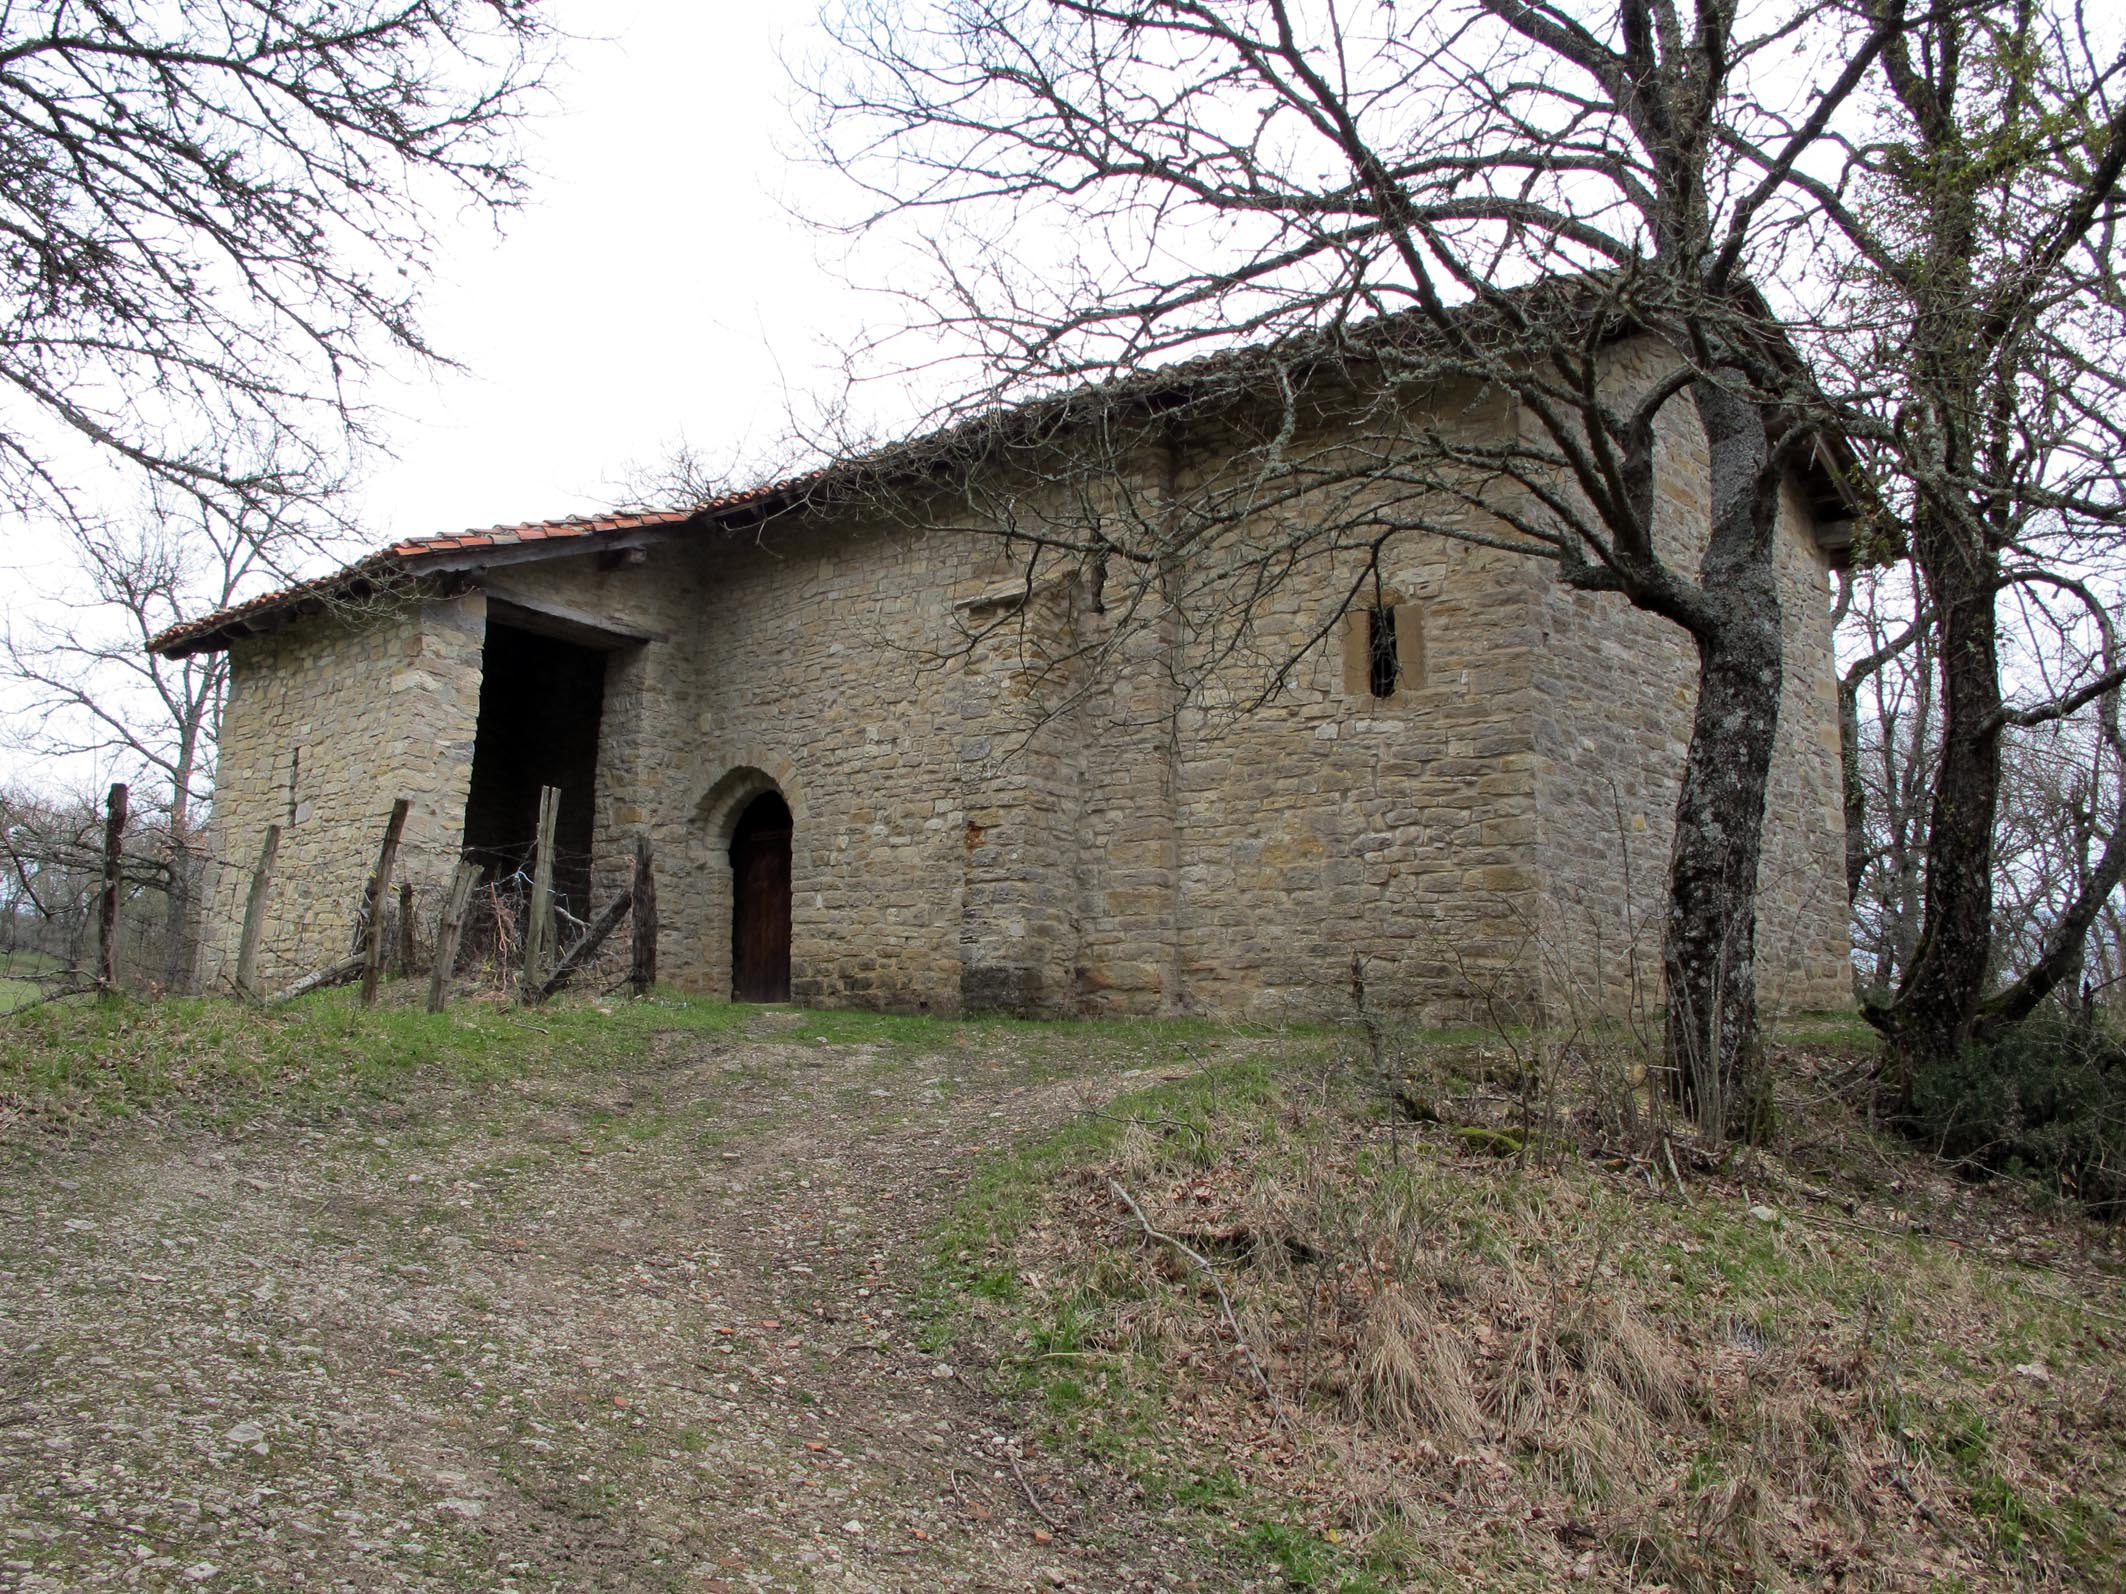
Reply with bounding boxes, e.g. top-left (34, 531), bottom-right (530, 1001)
top-left (1664, 1137), bottom-right (1693, 1206)
top-left (653, 1378), bottom-right (716, 1399)
top-left (1002, 1445), bottom-right (1065, 1530)
top-left (2016, 1279), bottom-right (2126, 1328)
top-left (1890, 1462), bottom-right (1973, 1559)
top-left (1069, 1091), bottom-right (1207, 1146)
top-left (1108, 1176), bottom-right (1291, 1430)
